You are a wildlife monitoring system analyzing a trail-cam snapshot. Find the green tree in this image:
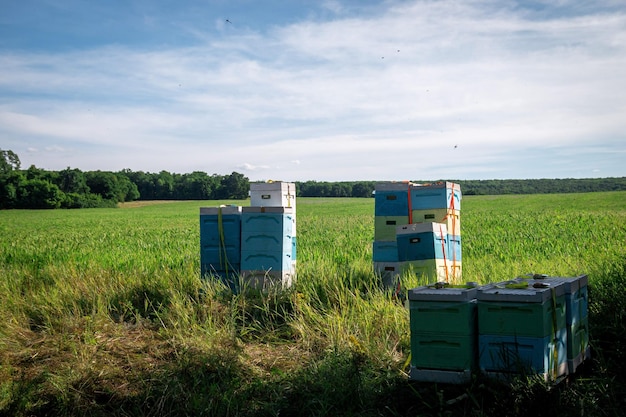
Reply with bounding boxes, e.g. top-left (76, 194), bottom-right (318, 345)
top-left (116, 172), bottom-right (140, 202)
top-left (17, 179), bottom-right (63, 209)
top-left (85, 171), bottom-right (120, 201)
top-left (155, 171), bottom-right (174, 199)
top-left (218, 172), bottom-right (249, 199)
top-left (57, 168), bottom-right (90, 194)
top-left (0, 149), bottom-right (20, 173)
top-left (352, 182), bottom-right (374, 198)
